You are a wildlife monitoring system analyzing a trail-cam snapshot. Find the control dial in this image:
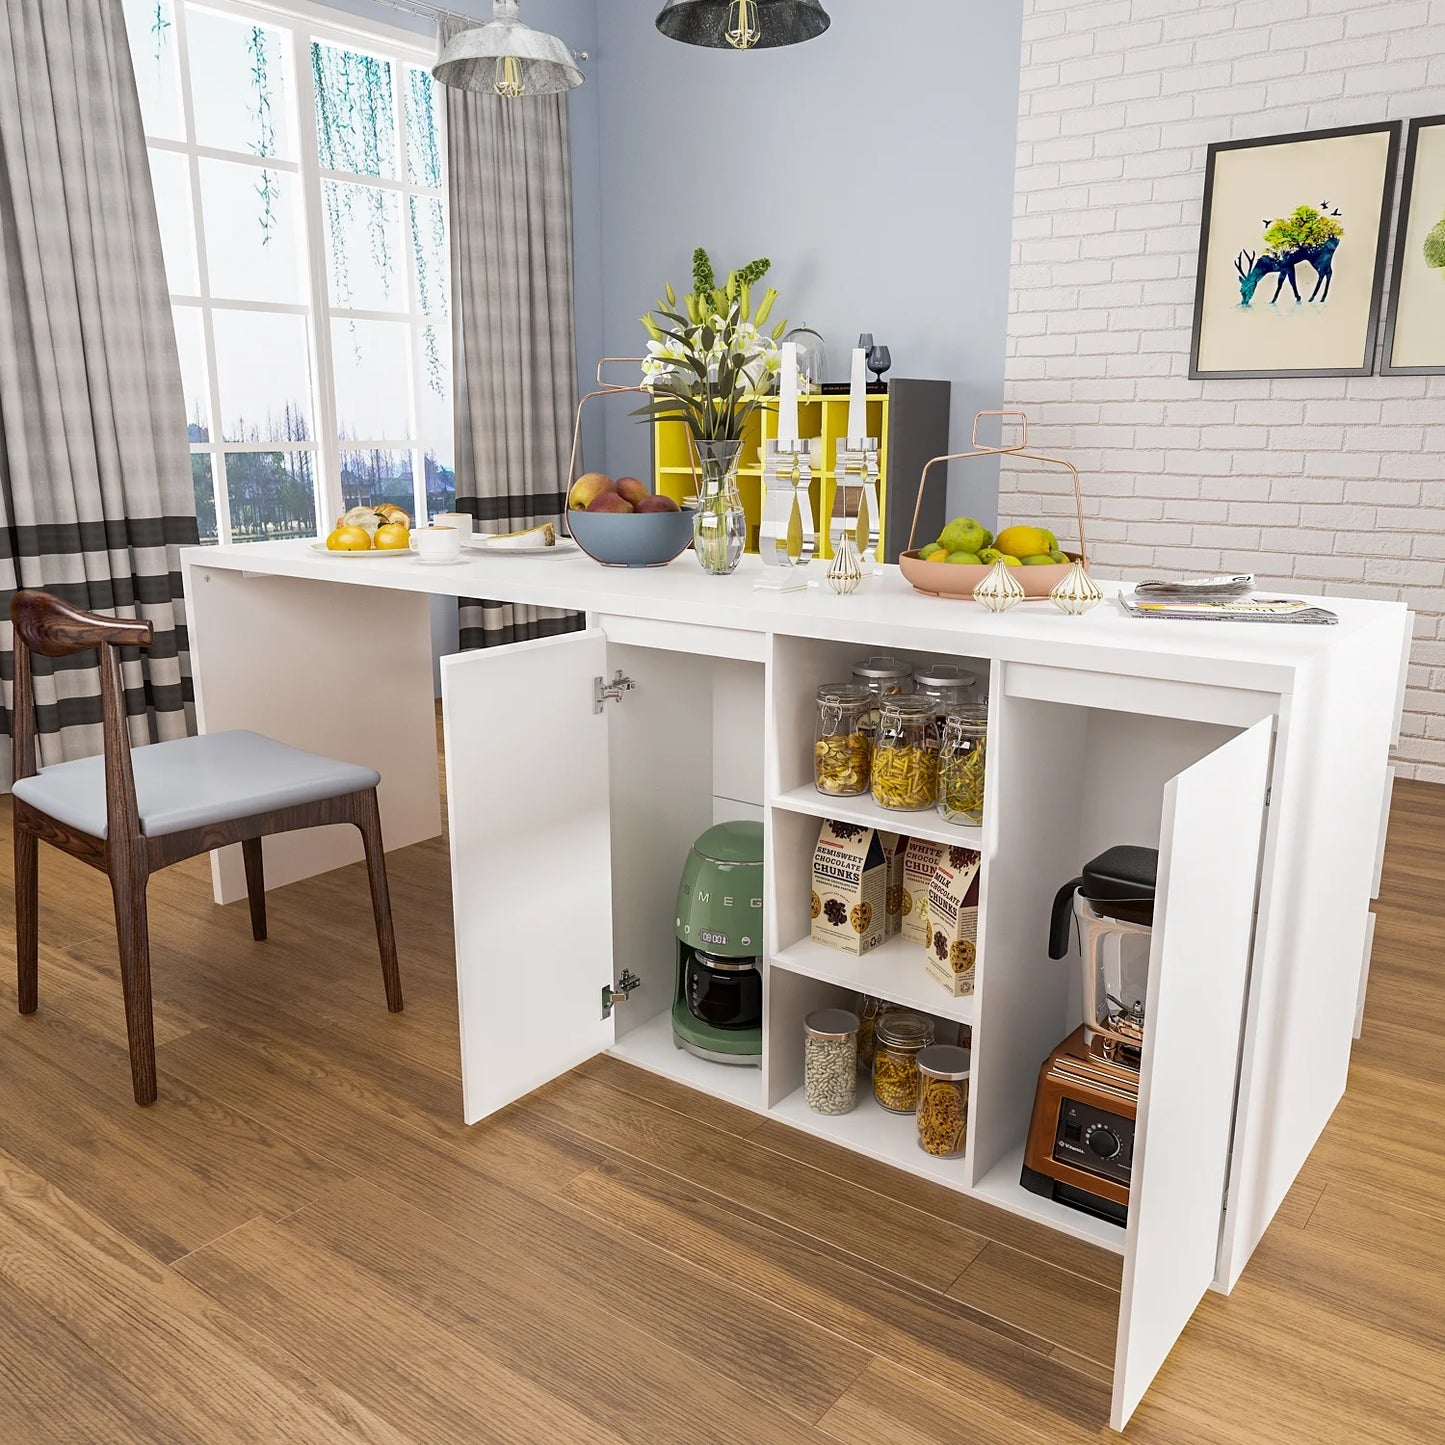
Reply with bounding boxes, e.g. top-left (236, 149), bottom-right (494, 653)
top-left (1085, 1125), bottom-right (1122, 1160)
